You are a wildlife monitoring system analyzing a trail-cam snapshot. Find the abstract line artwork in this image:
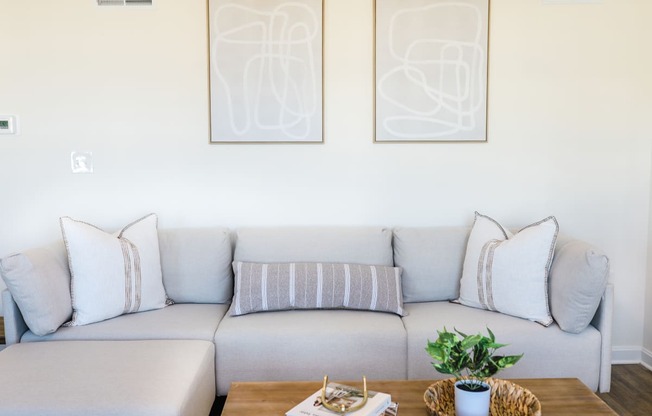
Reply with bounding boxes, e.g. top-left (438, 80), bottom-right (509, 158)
top-left (375, 0), bottom-right (489, 142)
top-left (209, 0), bottom-right (323, 143)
